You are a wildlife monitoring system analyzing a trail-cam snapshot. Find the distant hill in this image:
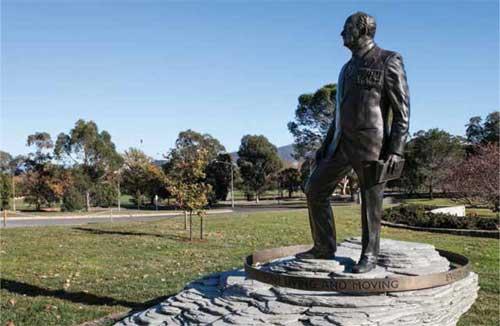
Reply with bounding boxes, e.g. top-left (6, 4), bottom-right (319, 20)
top-left (230, 144), bottom-right (299, 167)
